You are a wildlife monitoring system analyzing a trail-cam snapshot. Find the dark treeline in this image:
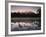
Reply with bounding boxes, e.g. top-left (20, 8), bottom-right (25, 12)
top-left (11, 12), bottom-right (41, 17)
